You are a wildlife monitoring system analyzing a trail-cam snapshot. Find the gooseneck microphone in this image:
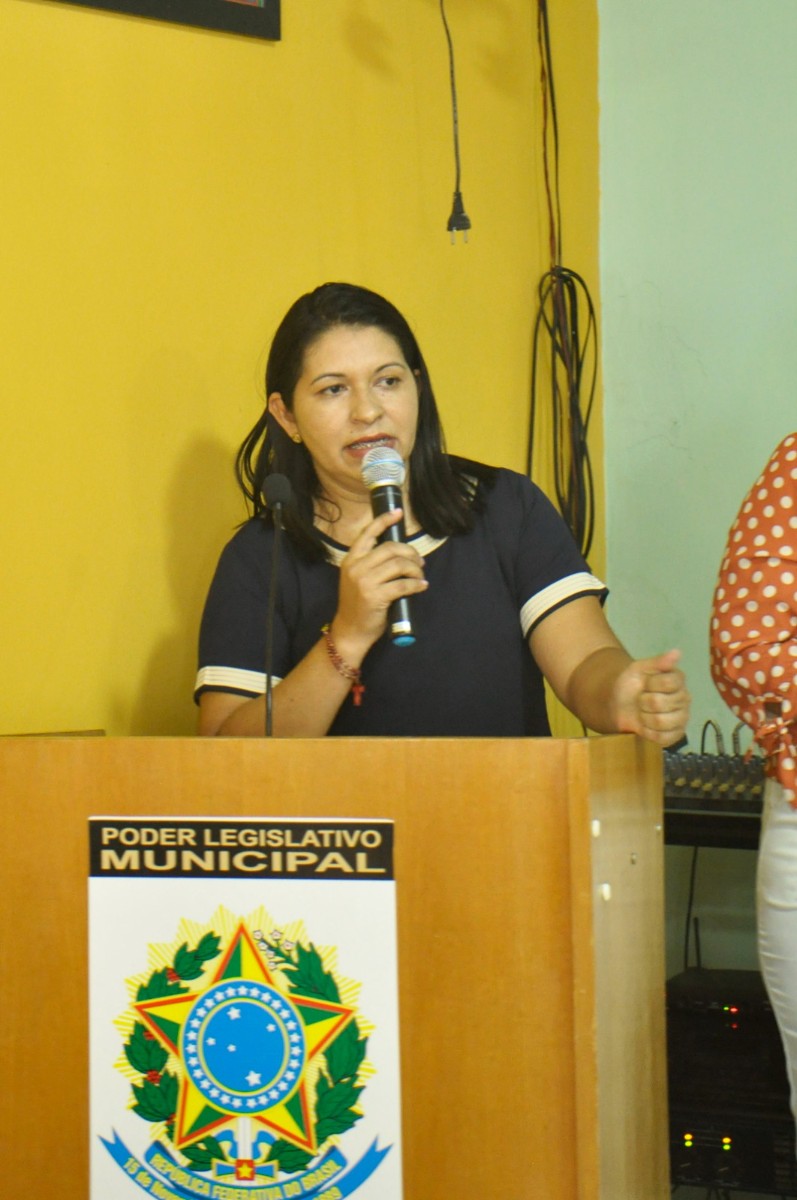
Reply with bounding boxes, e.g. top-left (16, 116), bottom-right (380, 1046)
top-left (360, 446), bottom-right (416, 646)
top-left (263, 473), bottom-right (293, 736)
